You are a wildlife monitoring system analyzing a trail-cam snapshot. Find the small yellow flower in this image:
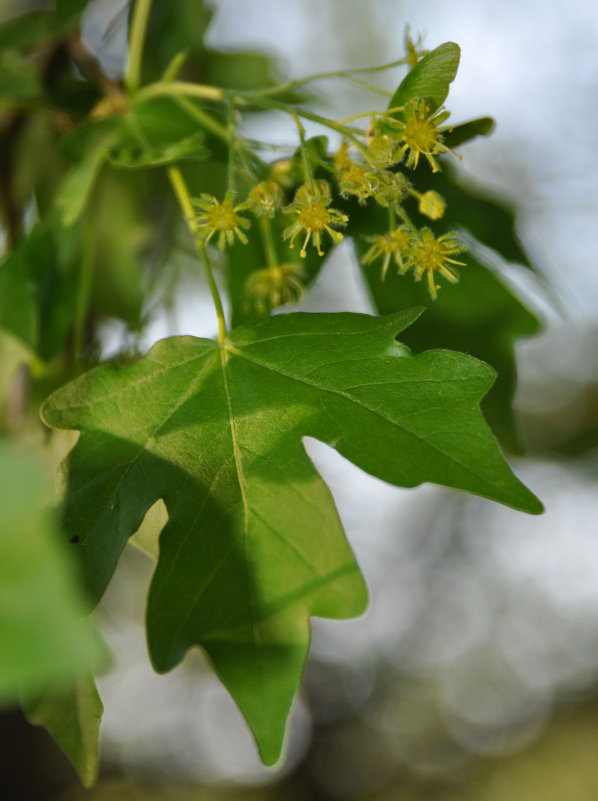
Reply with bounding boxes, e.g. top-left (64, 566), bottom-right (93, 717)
top-left (396, 98), bottom-right (456, 173)
top-left (294, 180), bottom-right (331, 204)
top-left (269, 159), bottom-right (294, 190)
top-left (373, 170), bottom-right (411, 207)
top-left (193, 192), bottom-right (250, 250)
top-left (404, 228), bottom-right (466, 299)
top-left (192, 191), bottom-right (250, 250)
top-left (247, 180), bottom-right (283, 218)
top-left (367, 132), bottom-right (398, 166)
top-left (338, 165), bottom-right (378, 204)
top-left (245, 263), bottom-right (306, 312)
top-left (362, 226), bottom-right (410, 279)
top-left (283, 184), bottom-right (348, 258)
